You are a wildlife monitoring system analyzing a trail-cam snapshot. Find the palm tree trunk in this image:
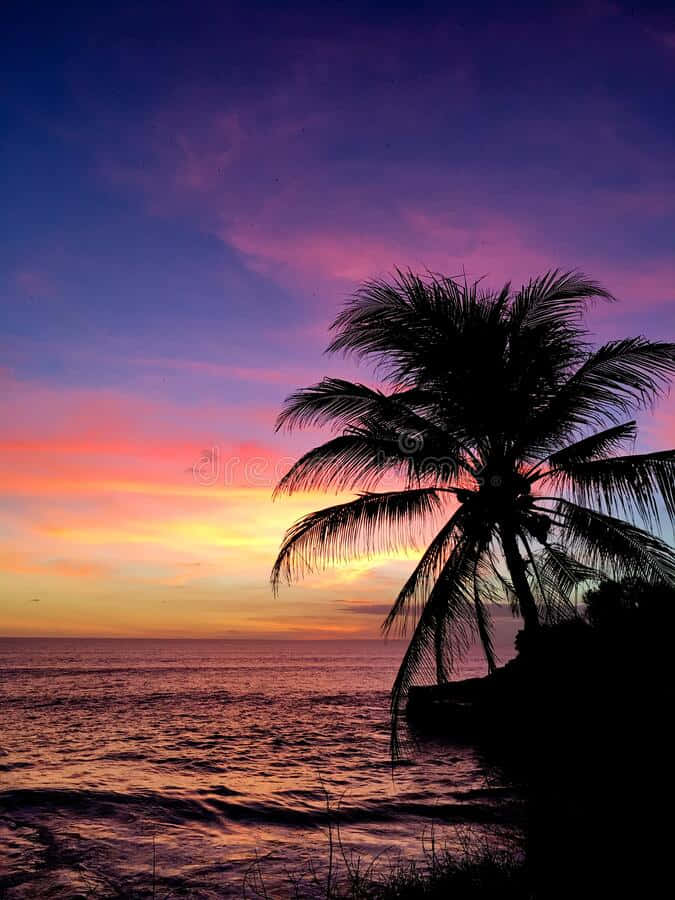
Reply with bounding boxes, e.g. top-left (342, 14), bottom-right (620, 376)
top-left (500, 523), bottom-right (539, 631)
